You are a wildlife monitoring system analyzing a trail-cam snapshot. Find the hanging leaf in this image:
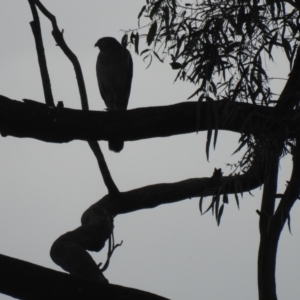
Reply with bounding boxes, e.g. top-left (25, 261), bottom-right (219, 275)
top-left (217, 204), bottom-right (224, 226)
top-left (223, 194), bottom-right (228, 204)
top-left (202, 198), bottom-right (215, 215)
top-left (287, 213), bottom-right (292, 234)
top-left (153, 51), bottom-right (164, 62)
top-left (232, 138), bottom-right (248, 155)
top-left (215, 193), bottom-right (220, 222)
top-left (163, 5), bottom-right (170, 39)
top-left (282, 37), bottom-right (291, 62)
top-left (134, 32), bottom-right (140, 54)
top-left (130, 32), bottom-right (135, 44)
top-left (290, 44), bottom-right (298, 69)
top-left (210, 97), bottom-right (219, 149)
top-left (268, 32), bottom-right (278, 58)
top-left (149, 0), bottom-right (163, 20)
top-left (140, 48), bottom-right (151, 56)
top-left (210, 81), bottom-right (217, 95)
top-left (147, 21), bottom-right (158, 45)
top-left (205, 97), bottom-right (213, 160)
top-left (199, 196), bottom-right (204, 214)
top-left (235, 193), bottom-right (240, 209)
top-left (170, 62), bottom-right (182, 69)
top-left (138, 5), bottom-right (146, 19)
top-left (121, 34), bottom-right (128, 47)
top-left (143, 54), bottom-right (153, 69)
